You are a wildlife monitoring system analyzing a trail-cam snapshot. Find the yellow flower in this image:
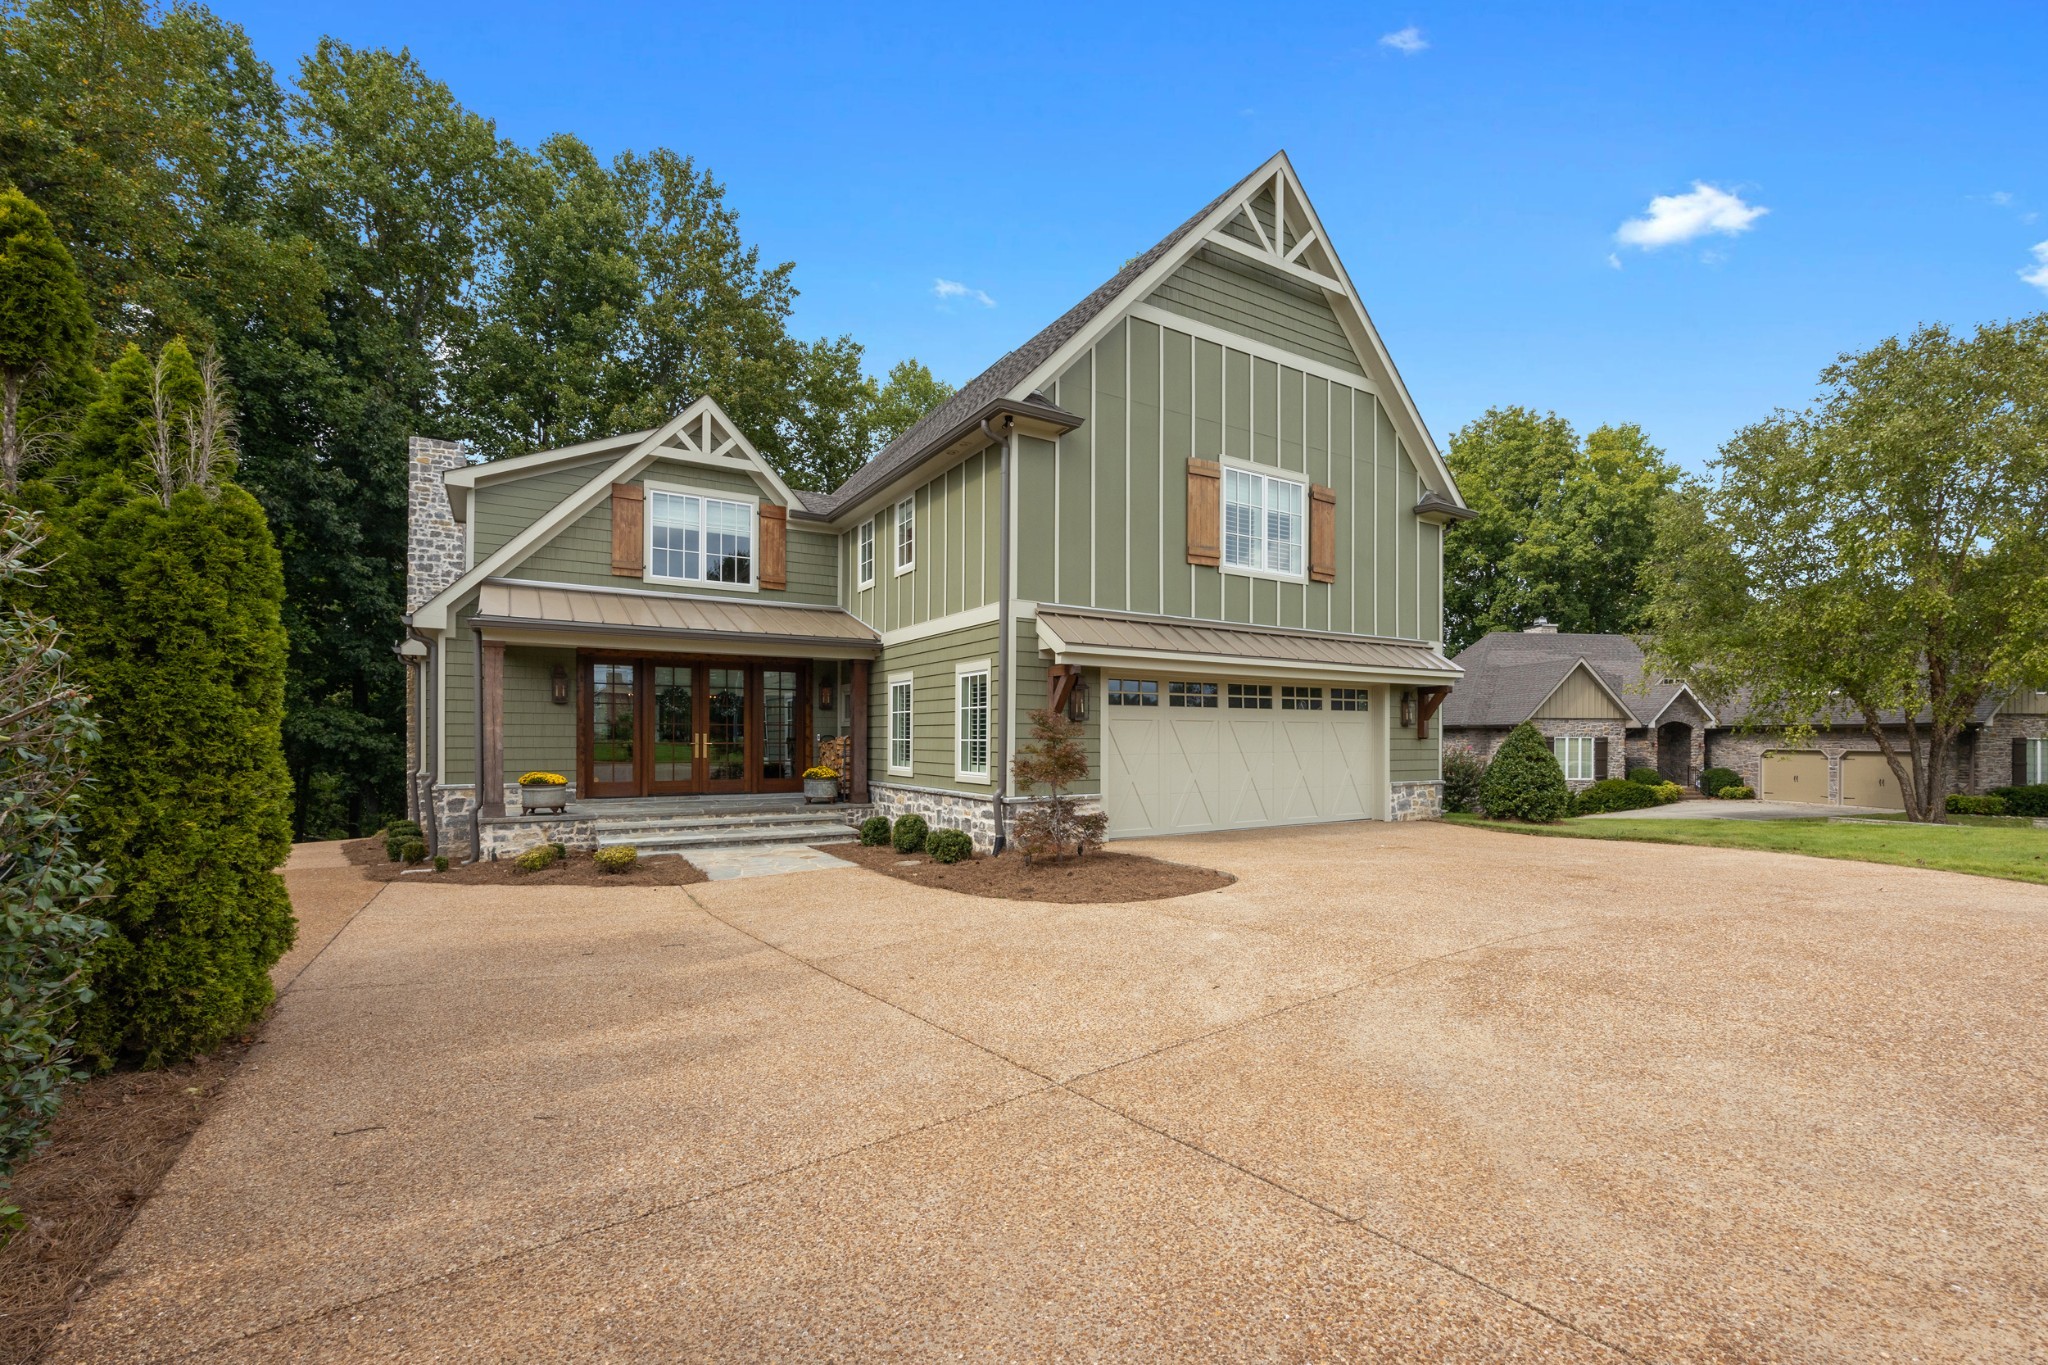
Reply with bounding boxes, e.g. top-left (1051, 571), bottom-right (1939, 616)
top-left (519, 771), bottom-right (568, 786)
